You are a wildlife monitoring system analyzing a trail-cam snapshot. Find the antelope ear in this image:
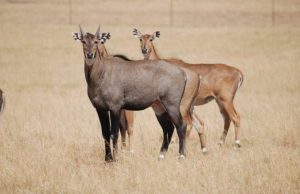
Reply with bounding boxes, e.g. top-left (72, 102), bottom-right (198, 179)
top-left (100, 32), bottom-right (111, 44)
top-left (133, 28), bottom-right (142, 38)
top-left (72, 32), bottom-right (82, 41)
top-left (151, 31), bottom-right (160, 40)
